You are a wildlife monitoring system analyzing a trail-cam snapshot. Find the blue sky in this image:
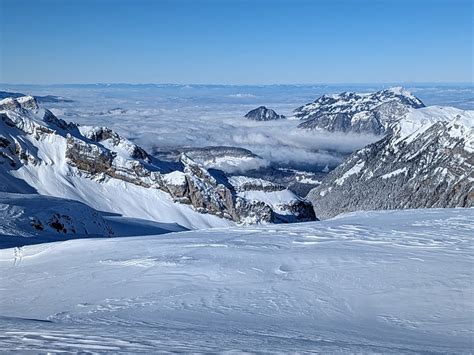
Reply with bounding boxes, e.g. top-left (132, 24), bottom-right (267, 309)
top-left (0, 0), bottom-right (472, 84)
